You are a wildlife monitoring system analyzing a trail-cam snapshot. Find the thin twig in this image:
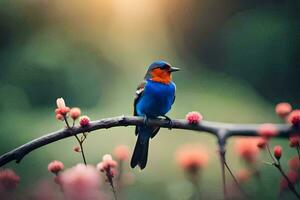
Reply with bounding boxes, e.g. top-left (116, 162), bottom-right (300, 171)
top-left (297, 146), bottom-right (300, 161)
top-left (274, 163), bottom-right (300, 199)
top-left (74, 134), bottom-right (87, 165)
